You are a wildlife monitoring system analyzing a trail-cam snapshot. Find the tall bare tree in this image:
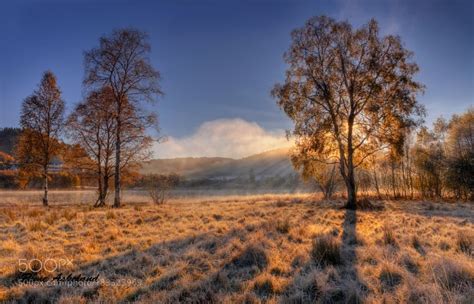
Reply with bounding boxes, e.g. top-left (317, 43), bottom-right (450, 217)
top-left (18, 71), bottom-right (65, 206)
top-left (273, 16), bottom-right (424, 208)
top-left (67, 87), bottom-right (116, 207)
top-left (84, 29), bottom-right (162, 207)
